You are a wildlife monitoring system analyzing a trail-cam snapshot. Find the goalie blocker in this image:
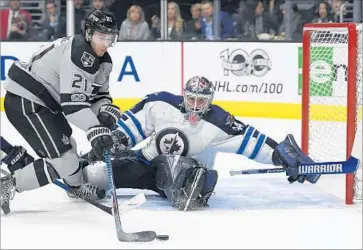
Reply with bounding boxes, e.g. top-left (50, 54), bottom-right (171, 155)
top-left (272, 134), bottom-right (321, 184)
